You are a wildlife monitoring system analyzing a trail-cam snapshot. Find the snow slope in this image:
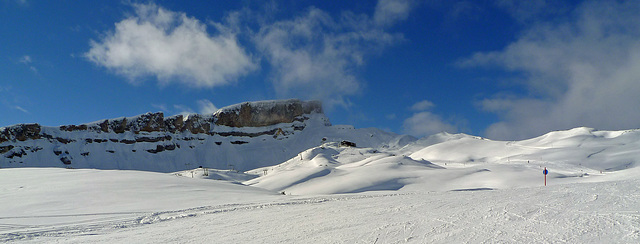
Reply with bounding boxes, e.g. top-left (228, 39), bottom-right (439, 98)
top-left (244, 142), bottom-right (443, 194)
top-left (2, 120), bottom-right (640, 242)
top-left (1, 168), bottom-right (638, 243)
top-left (0, 168), bottom-right (279, 242)
top-left (227, 127), bottom-right (640, 195)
